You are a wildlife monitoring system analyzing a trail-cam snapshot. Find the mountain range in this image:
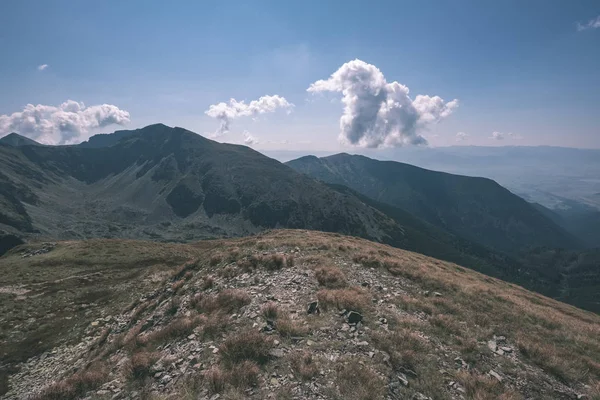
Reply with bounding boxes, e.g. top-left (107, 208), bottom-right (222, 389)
top-left (286, 153), bottom-right (580, 253)
top-left (0, 124), bottom-right (598, 312)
